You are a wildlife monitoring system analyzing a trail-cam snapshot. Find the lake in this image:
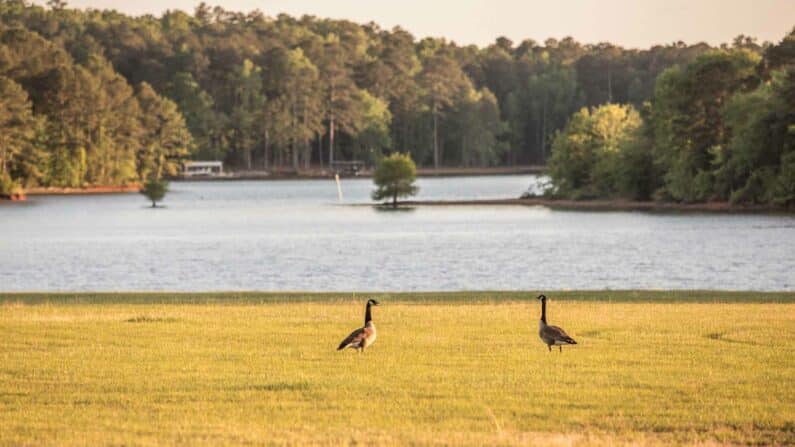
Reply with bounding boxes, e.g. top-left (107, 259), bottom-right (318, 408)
top-left (1, 175), bottom-right (793, 292)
